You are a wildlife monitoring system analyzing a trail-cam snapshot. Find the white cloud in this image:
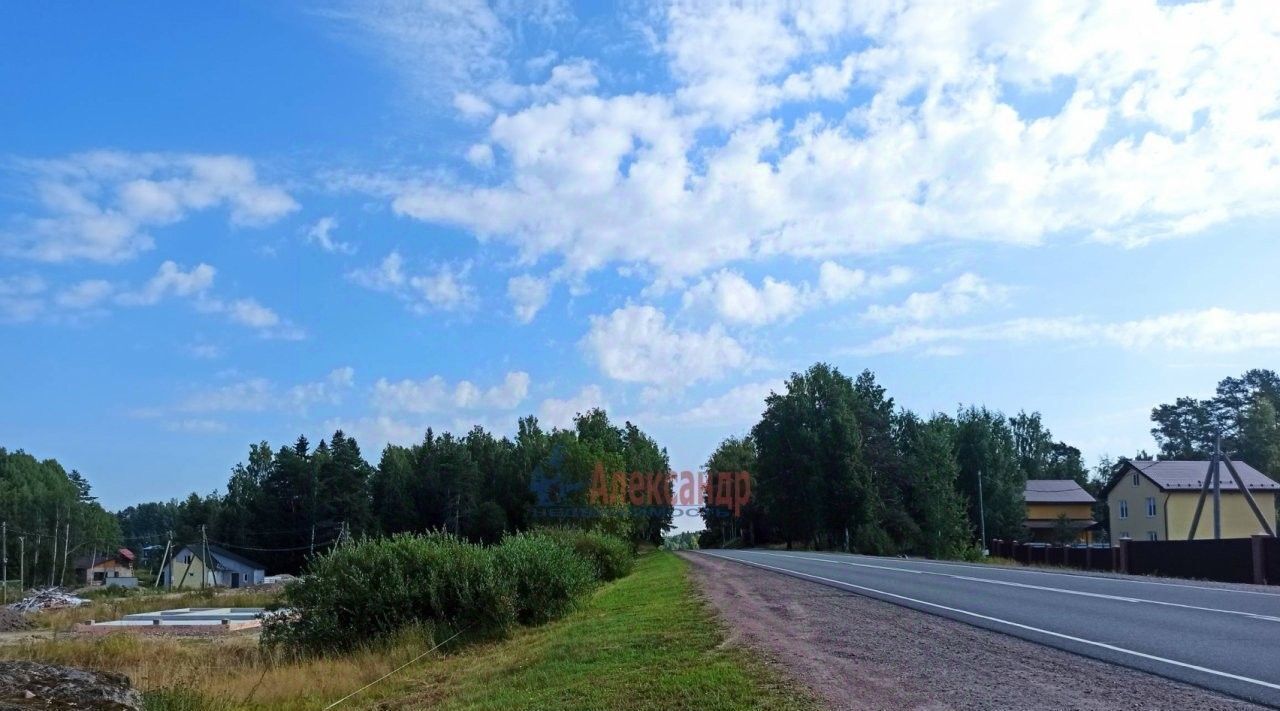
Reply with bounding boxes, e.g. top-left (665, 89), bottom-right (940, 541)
top-left (864, 273), bottom-right (1007, 323)
top-left (172, 367), bottom-right (355, 414)
top-left (583, 305), bottom-right (750, 386)
top-left (683, 270), bottom-right (805, 326)
top-left (165, 418), bottom-right (229, 434)
top-left (376, 1), bottom-right (1280, 282)
top-left (507, 274), bottom-right (550, 323)
top-left (55, 280), bottom-right (114, 310)
top-left (0, 274), bottom-right (47, 323)
top-left (326, 0), bottom-right (571, 103)
top-left (117, 261), bottom-right (215, 306)
top-left (306, 216), bottom-right (356, 255)
top-left (348, 251), bottom-right (476, 314)
top-left (667, 380), bottom-right (780, 426)
top-left (453, 92), bottom-right (495, 120)
top-left (684, 263), bottom-right (912, 326)
top-left (538, 384), bottom-right (607, 429)
top-left (818, 263), bottom-right (913, 302)
top-left (3, 151), bottom-right (297, 262)
top-left (372, 370), bottom-right (530, 414)
top-left (465, 143), bottom-right (495, 168)
top-left (195, 296), bottom-right (306, 340)
top-left (856, 308), bottom-right (1280, 356)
